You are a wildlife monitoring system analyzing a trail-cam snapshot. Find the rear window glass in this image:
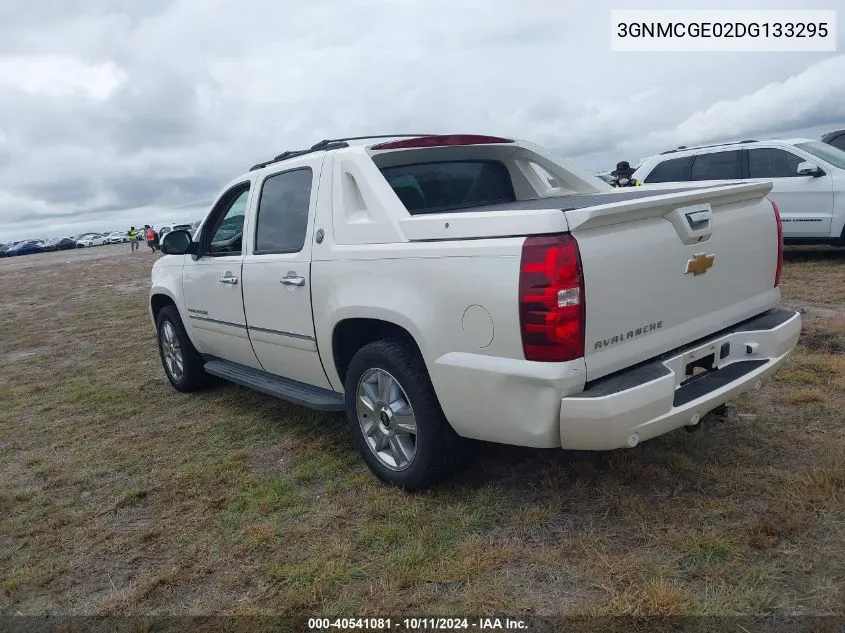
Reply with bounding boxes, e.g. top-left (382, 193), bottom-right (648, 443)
top-left (690, 150), bottom-right (742, 181)
top-left (380, 160), bottom-right (516, 214)
top-left (643, 156), bottom-right (693, 183)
